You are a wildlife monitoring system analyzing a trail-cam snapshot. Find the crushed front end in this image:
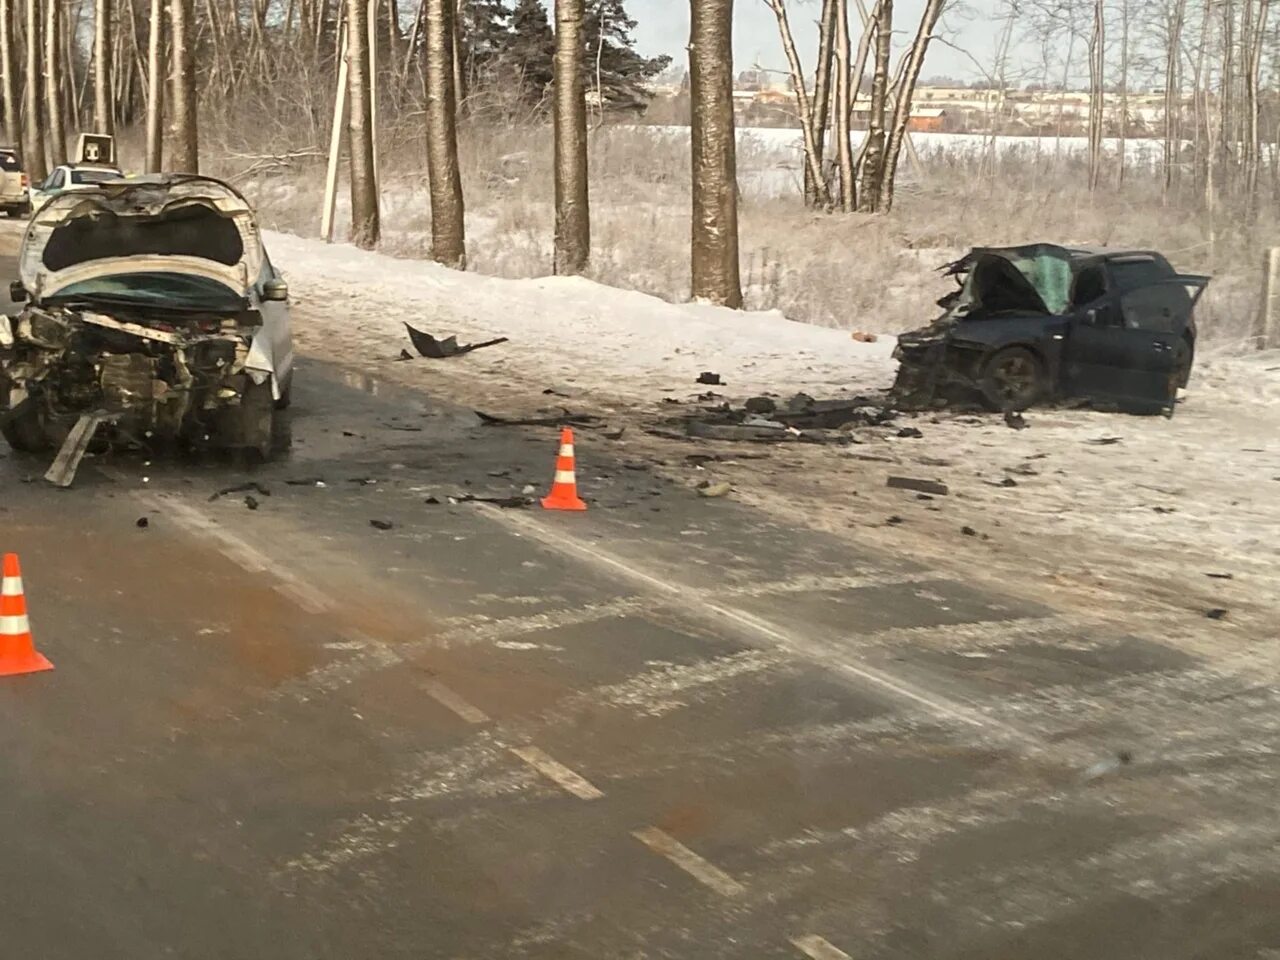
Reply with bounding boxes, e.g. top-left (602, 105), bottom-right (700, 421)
top-left (0, 302), bottom-right (276, 457)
